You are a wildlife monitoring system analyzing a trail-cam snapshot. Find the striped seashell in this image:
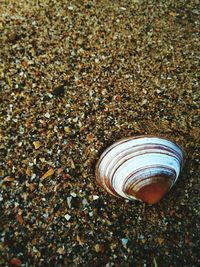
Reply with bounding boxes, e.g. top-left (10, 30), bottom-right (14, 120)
top-left (95, 136), bottom-right (185, 204)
